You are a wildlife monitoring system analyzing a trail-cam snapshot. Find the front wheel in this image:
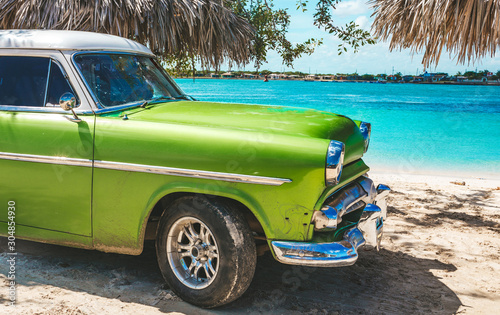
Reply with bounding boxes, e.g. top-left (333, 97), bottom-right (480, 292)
top-left (156, 196), bottom-right (257, 308)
